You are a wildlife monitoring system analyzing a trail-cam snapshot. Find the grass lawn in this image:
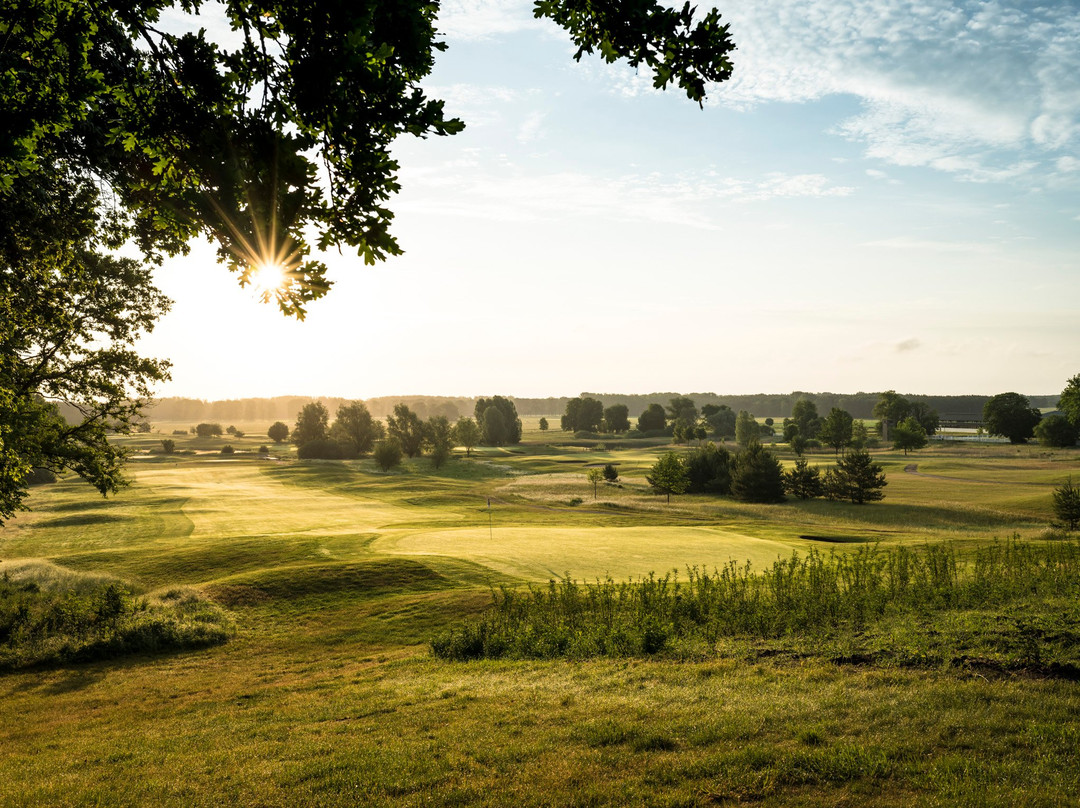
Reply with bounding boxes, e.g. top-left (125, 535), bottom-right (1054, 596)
top-left (2, 429), bottom-right (1079, 805)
